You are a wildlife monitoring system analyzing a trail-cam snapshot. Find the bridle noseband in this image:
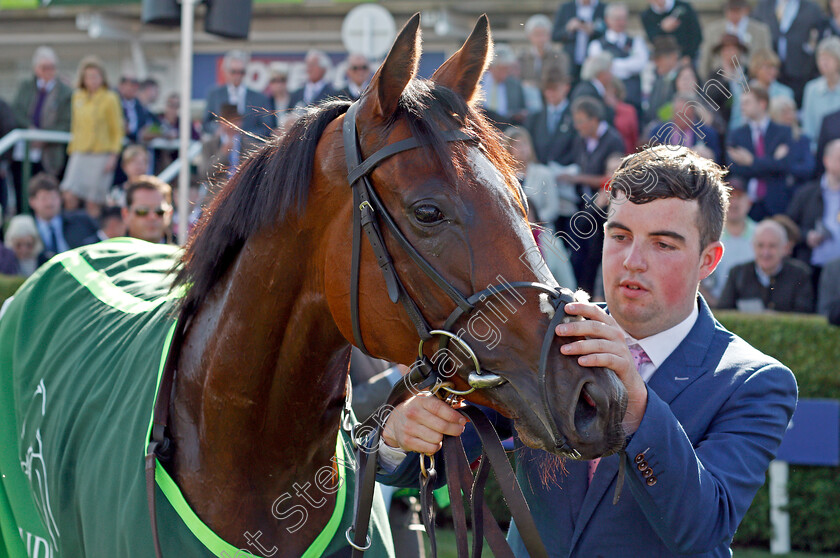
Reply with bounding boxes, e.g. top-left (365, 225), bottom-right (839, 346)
top-left (342, 100), bottom-right (580, 456)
